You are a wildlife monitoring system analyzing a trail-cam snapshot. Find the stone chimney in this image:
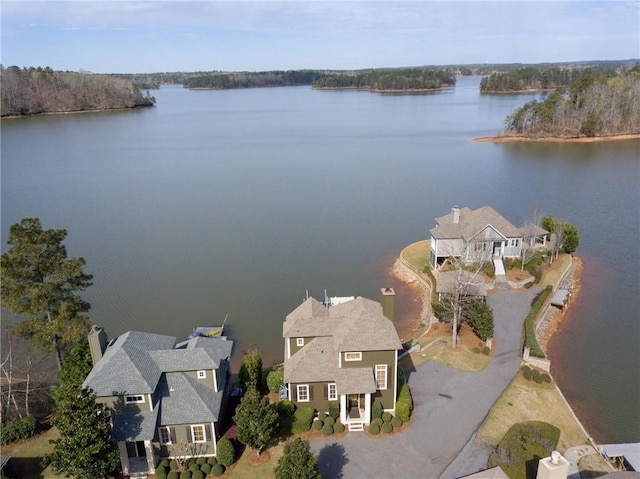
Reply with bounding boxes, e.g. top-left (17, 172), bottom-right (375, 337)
top-left (88, 325), bottom-right (108, 366)
top-left (536, 451), bottom-right (570, 479)
top-left (380, 287), bottom-right (396, 322)
top-left (452, 206), bottom-right (460, 224)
